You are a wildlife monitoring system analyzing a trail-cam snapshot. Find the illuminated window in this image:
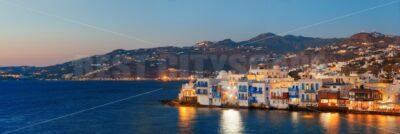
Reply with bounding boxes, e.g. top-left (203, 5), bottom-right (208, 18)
top-left (321, 99), bottom-right (329, 103)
